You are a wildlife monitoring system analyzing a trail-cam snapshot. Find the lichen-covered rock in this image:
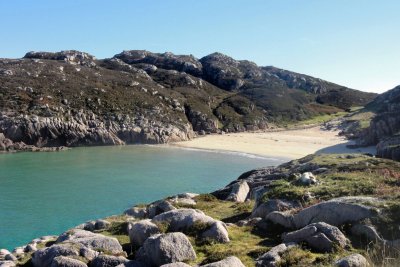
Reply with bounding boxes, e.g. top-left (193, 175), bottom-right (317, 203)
top-left (226, 181), bottom-right (250, 203)
top-left (200, 256), bottom-right (245, 267)
top-left (90, 255), bottom-right (128, 267)
top-left (160, 263), bottom-right (191, 267)
top-left (114, 260), bottom-right (143, 267)
top-left (128, 219), bottom-right (160, 247)
top-left (135, 232), bottom-right (196, 267)
top-left (50, 256), bottom-right (88, 267)
top-left (267, 198), bottom-right (376, 229)
top-left (147, 200), bottom-right (176, 218)
top-left (32, 244), bottom-right (80, 267)
top-left (201, 221), bottom-right (230, 243)
top-left (124, 207), bottom-right (147, 219)
top-left (251, 199), bottom-right (296, 218)
top-left (152, 209), bottom-right (229, 243)
top-left (282, 222), bottom-right (348, 252)
top-left (255, 243), bottom-right (295, 267)
top-left (56, 230), bottom-right (123, 254)
top-left (335, 253), bottom-right (369, 267)
top-left (0, 261), bottom-right (16, 267)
